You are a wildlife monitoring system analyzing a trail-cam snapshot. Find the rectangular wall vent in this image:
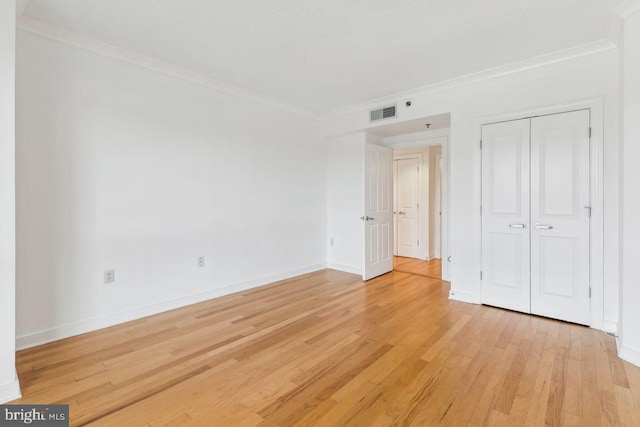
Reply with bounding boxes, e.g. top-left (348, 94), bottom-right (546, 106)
top-left (370, 105), bottom-right (396, 122)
